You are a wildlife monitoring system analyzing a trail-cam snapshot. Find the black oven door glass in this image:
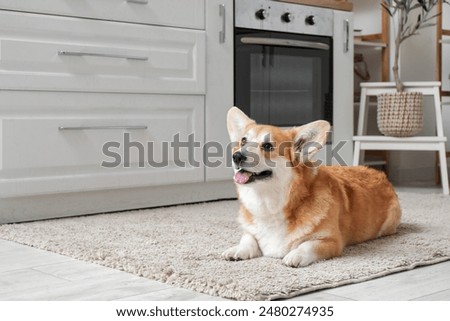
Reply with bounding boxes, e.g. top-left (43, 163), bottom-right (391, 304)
top-left (235, 29), bottom-right (333, 127)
